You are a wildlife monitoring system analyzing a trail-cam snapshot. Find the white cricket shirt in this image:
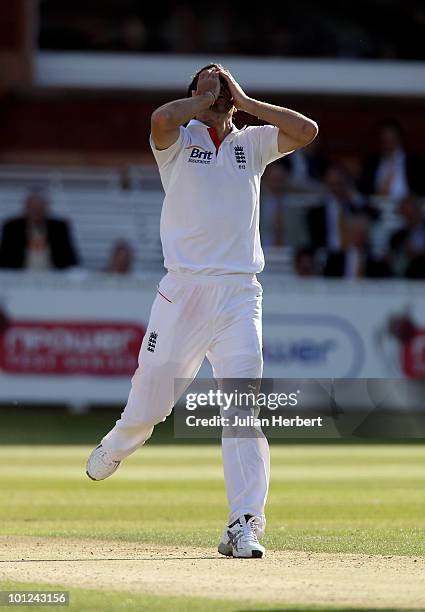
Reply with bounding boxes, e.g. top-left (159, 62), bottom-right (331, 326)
top-left (150, 119), bottom-right (287, 275)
